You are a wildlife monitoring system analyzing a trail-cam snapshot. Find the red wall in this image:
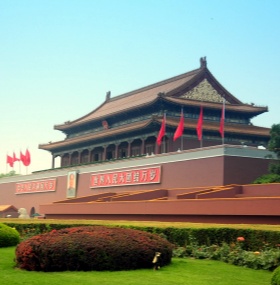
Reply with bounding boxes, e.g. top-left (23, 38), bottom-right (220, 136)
top-left (0, 147), bottom-right (273, 216)
top-left (224, 156), bottom-right (270, 185)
